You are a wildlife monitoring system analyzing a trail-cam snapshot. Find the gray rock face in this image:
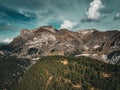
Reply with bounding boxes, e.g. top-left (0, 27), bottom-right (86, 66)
top-left (0, 26), bottom-right (120, 64)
